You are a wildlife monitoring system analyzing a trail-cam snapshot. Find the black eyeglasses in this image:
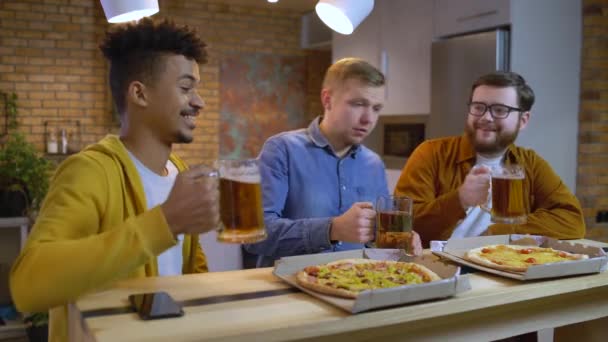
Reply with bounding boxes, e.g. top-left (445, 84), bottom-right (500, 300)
top-left (468, 102), bottom-right (523, 119)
